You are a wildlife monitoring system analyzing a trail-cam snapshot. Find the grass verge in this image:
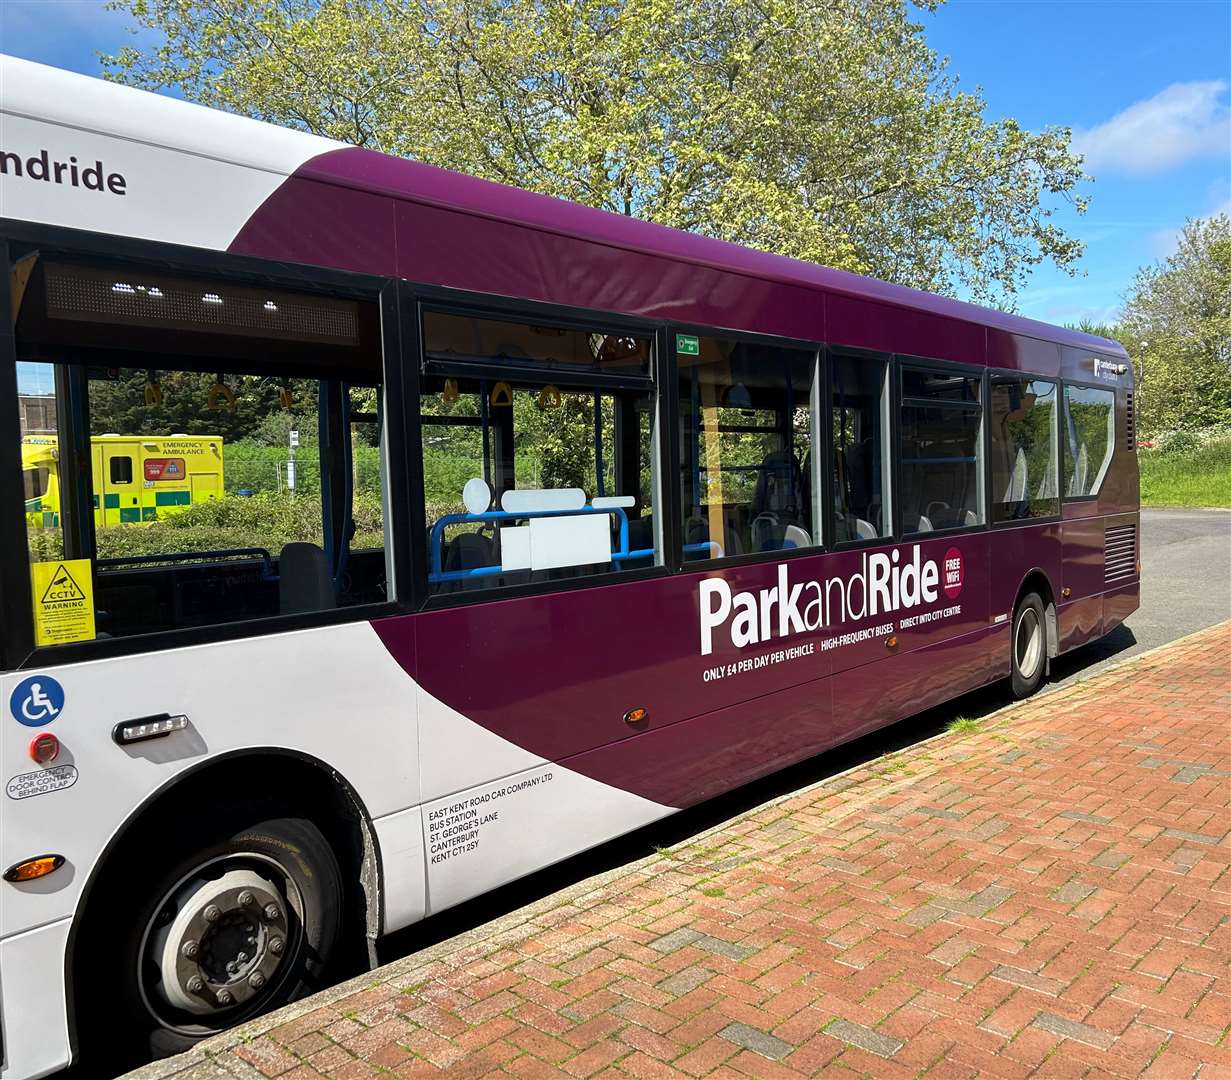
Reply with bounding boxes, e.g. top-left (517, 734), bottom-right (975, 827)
top-left (1139, 437), bottom-right (1231, 508)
